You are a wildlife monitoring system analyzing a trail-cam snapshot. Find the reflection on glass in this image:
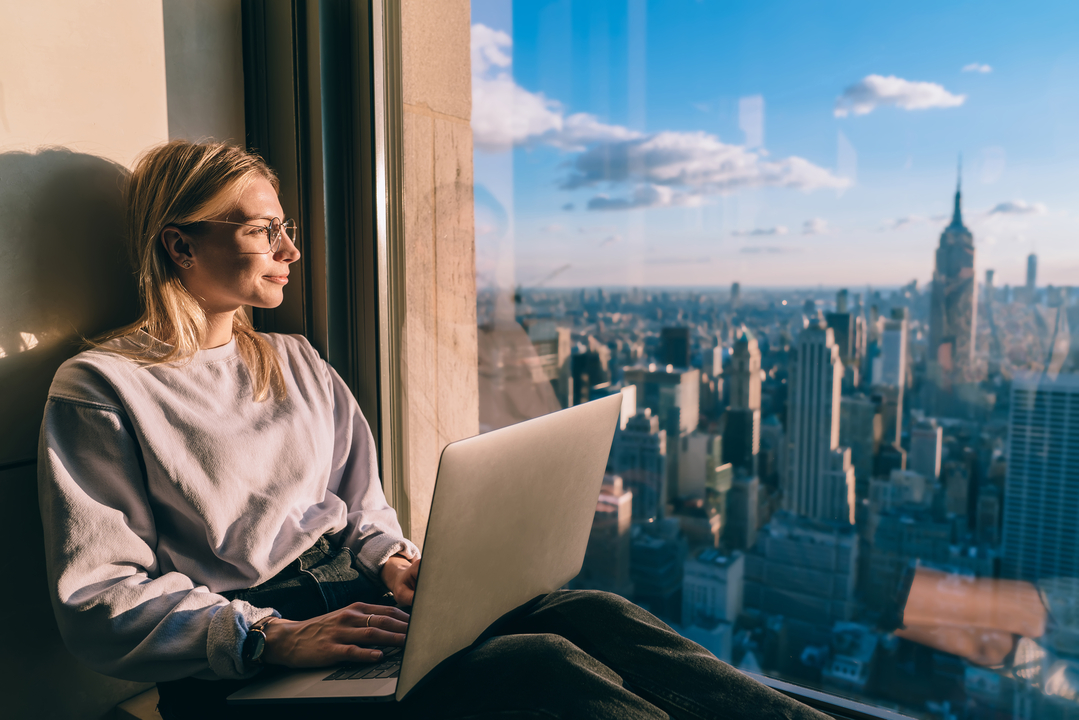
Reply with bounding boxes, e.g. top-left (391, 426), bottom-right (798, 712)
top-left (471, 1), bottom-right (1079, 718)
